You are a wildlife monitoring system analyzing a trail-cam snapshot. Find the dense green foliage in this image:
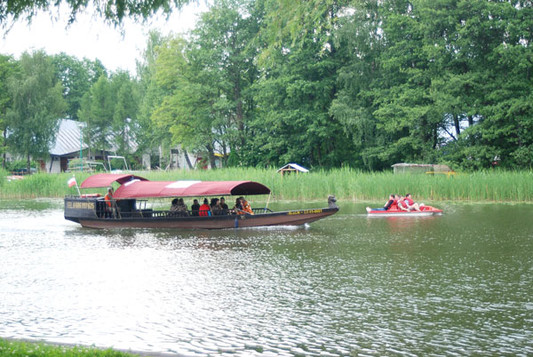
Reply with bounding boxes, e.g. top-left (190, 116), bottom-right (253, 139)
top-left (52, 54), bottom-right (107, 120)
top-left (0, 0), bottom-right (192, 26)
top-left (5, 51), bottom-right (66, 171)
top-left (2, 168), bottom-right (533, 202)
top-left (1, 0), bottom-right (531, 172)
top-left (78, 71), bottom-right (140, 158)
top-left (0, 338), bottom-right (138, 357)
top-left (146, 0), bottom-right (533, 170)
